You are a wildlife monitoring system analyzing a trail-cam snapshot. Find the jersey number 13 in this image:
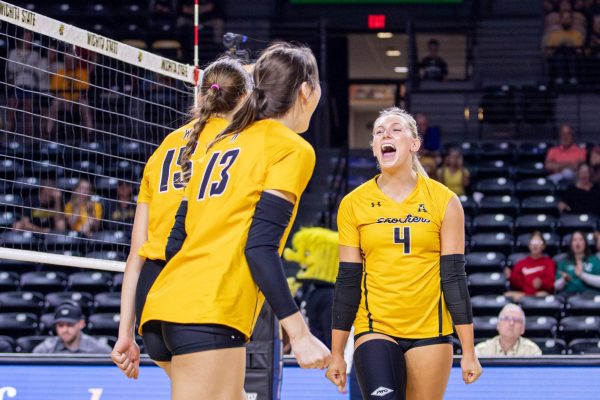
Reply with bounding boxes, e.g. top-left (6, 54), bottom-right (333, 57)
top-left (197, 149), bottom-right (241, 200)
